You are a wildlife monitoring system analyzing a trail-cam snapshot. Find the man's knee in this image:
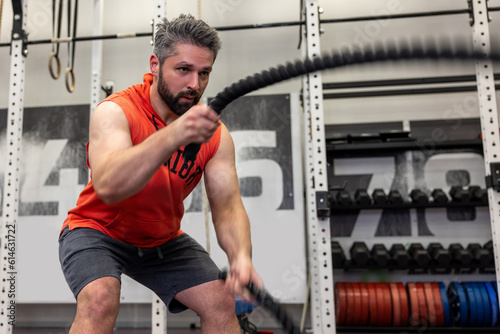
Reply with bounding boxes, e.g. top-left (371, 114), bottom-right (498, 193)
top-left (77, 277), bottom-right (121, 320)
